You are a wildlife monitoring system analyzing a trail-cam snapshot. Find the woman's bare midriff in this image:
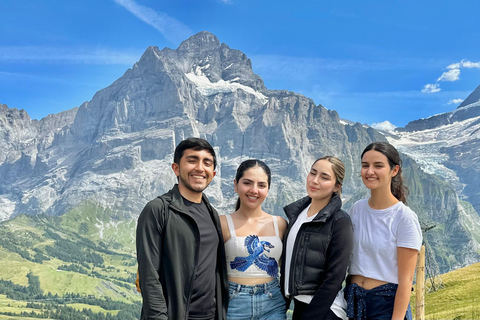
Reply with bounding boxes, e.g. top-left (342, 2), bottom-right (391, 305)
top-left (228, 276), bottom-right (274, 285)
top-left (350, 275), bottom-right (389, 290)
